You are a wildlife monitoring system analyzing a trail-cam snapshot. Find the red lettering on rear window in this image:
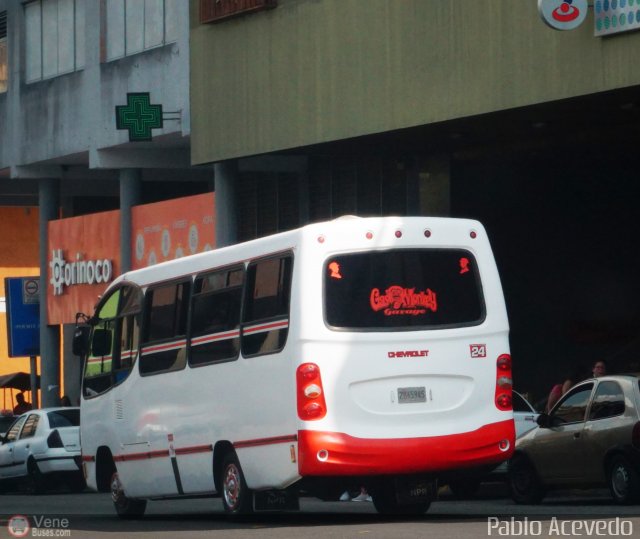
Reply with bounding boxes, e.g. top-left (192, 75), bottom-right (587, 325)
top-left (370, 286), bottom-right (437, 316)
